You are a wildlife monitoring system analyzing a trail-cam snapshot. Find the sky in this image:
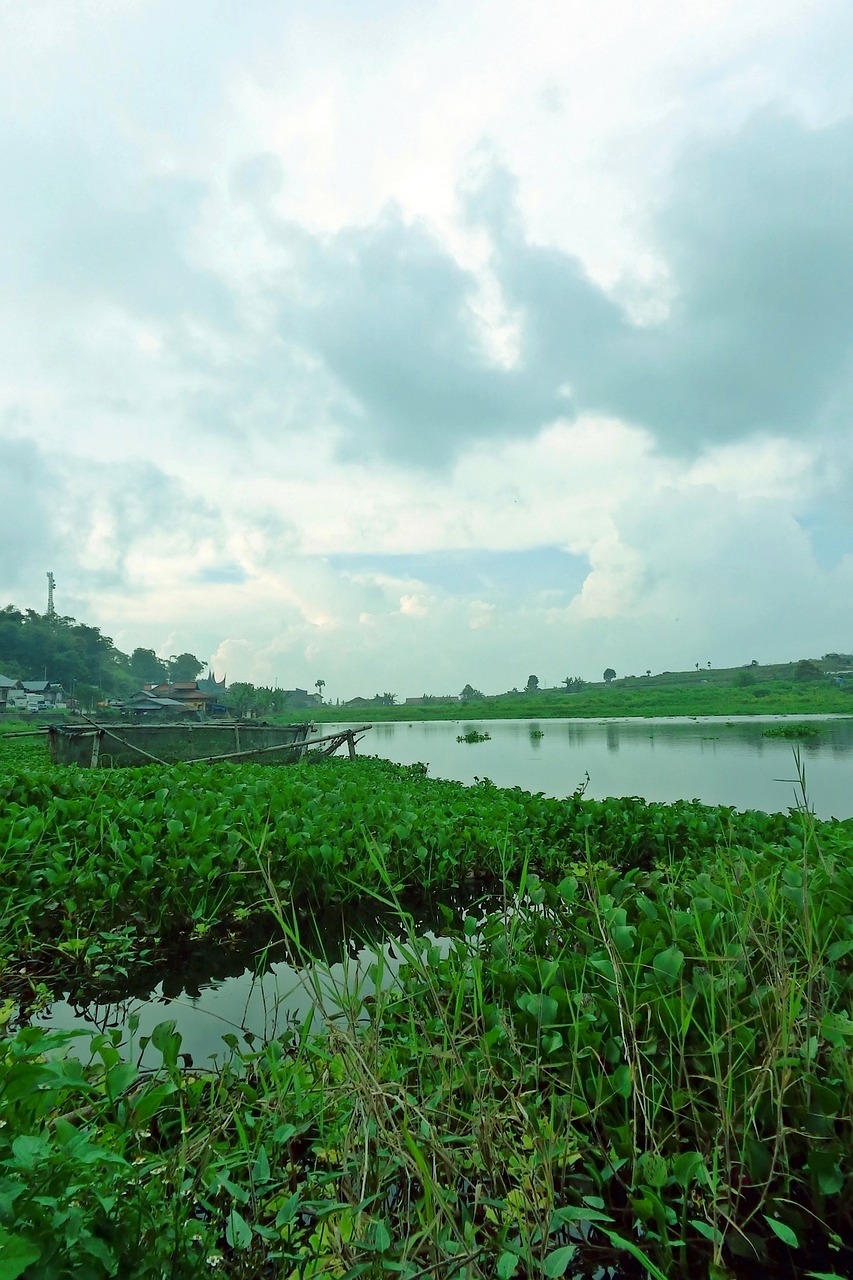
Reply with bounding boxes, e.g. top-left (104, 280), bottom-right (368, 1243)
top-left (1, 0), bottom-right (852, 699)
